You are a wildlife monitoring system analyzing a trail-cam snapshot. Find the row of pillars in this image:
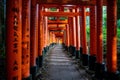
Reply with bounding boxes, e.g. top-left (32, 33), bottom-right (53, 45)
top-left (63, 0), bottom-right (119, 80)
top-left (5, 0), bottom-right (57, 80)
top-left (5, 0), bottom-right (119, 80)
